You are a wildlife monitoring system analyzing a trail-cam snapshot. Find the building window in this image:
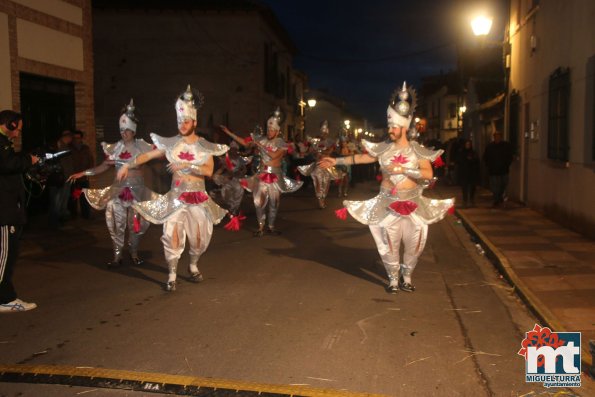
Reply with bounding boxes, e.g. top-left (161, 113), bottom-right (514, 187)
top-left (448, 103), bottom-right (456, 119)
top-left (547, 67), bottom-right (570, 162)
top-left (264, 42), bottom-right (279, 95)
